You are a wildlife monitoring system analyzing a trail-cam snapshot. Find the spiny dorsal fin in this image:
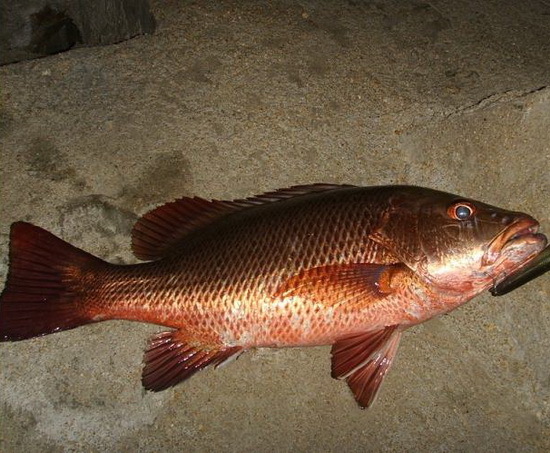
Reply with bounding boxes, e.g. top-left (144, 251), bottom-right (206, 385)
top-left (131, 184), bottom-right (353, 260)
